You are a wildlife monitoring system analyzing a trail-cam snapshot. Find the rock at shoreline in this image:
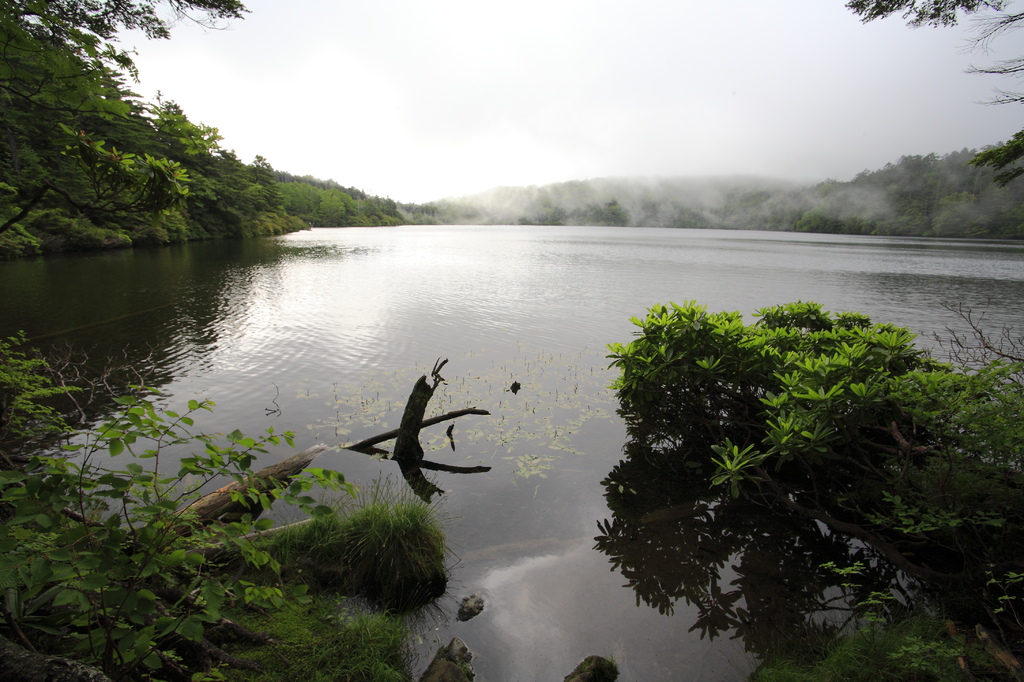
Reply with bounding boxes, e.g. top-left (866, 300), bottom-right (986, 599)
top-left (457, 593), bottom-right (485, 621)
top-left (420, 637), bottom-right (474, 682)
top-left (564, 655), bottom-right (619, 682)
